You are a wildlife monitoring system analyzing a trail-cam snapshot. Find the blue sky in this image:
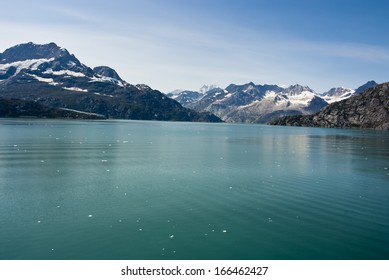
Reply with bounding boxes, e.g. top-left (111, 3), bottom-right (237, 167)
top-left (1, 0), bottom-right (388, 92)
